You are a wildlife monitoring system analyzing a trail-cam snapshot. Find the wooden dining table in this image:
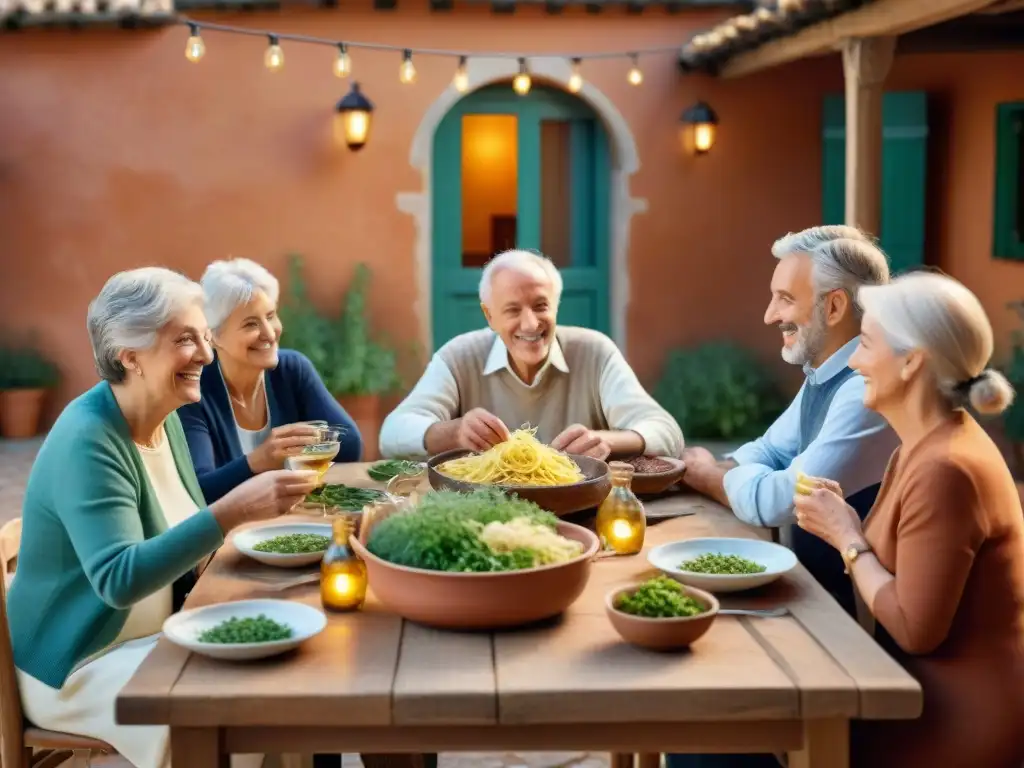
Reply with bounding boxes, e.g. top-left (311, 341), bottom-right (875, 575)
top-left (116, 461), bottom-right (922, 768)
